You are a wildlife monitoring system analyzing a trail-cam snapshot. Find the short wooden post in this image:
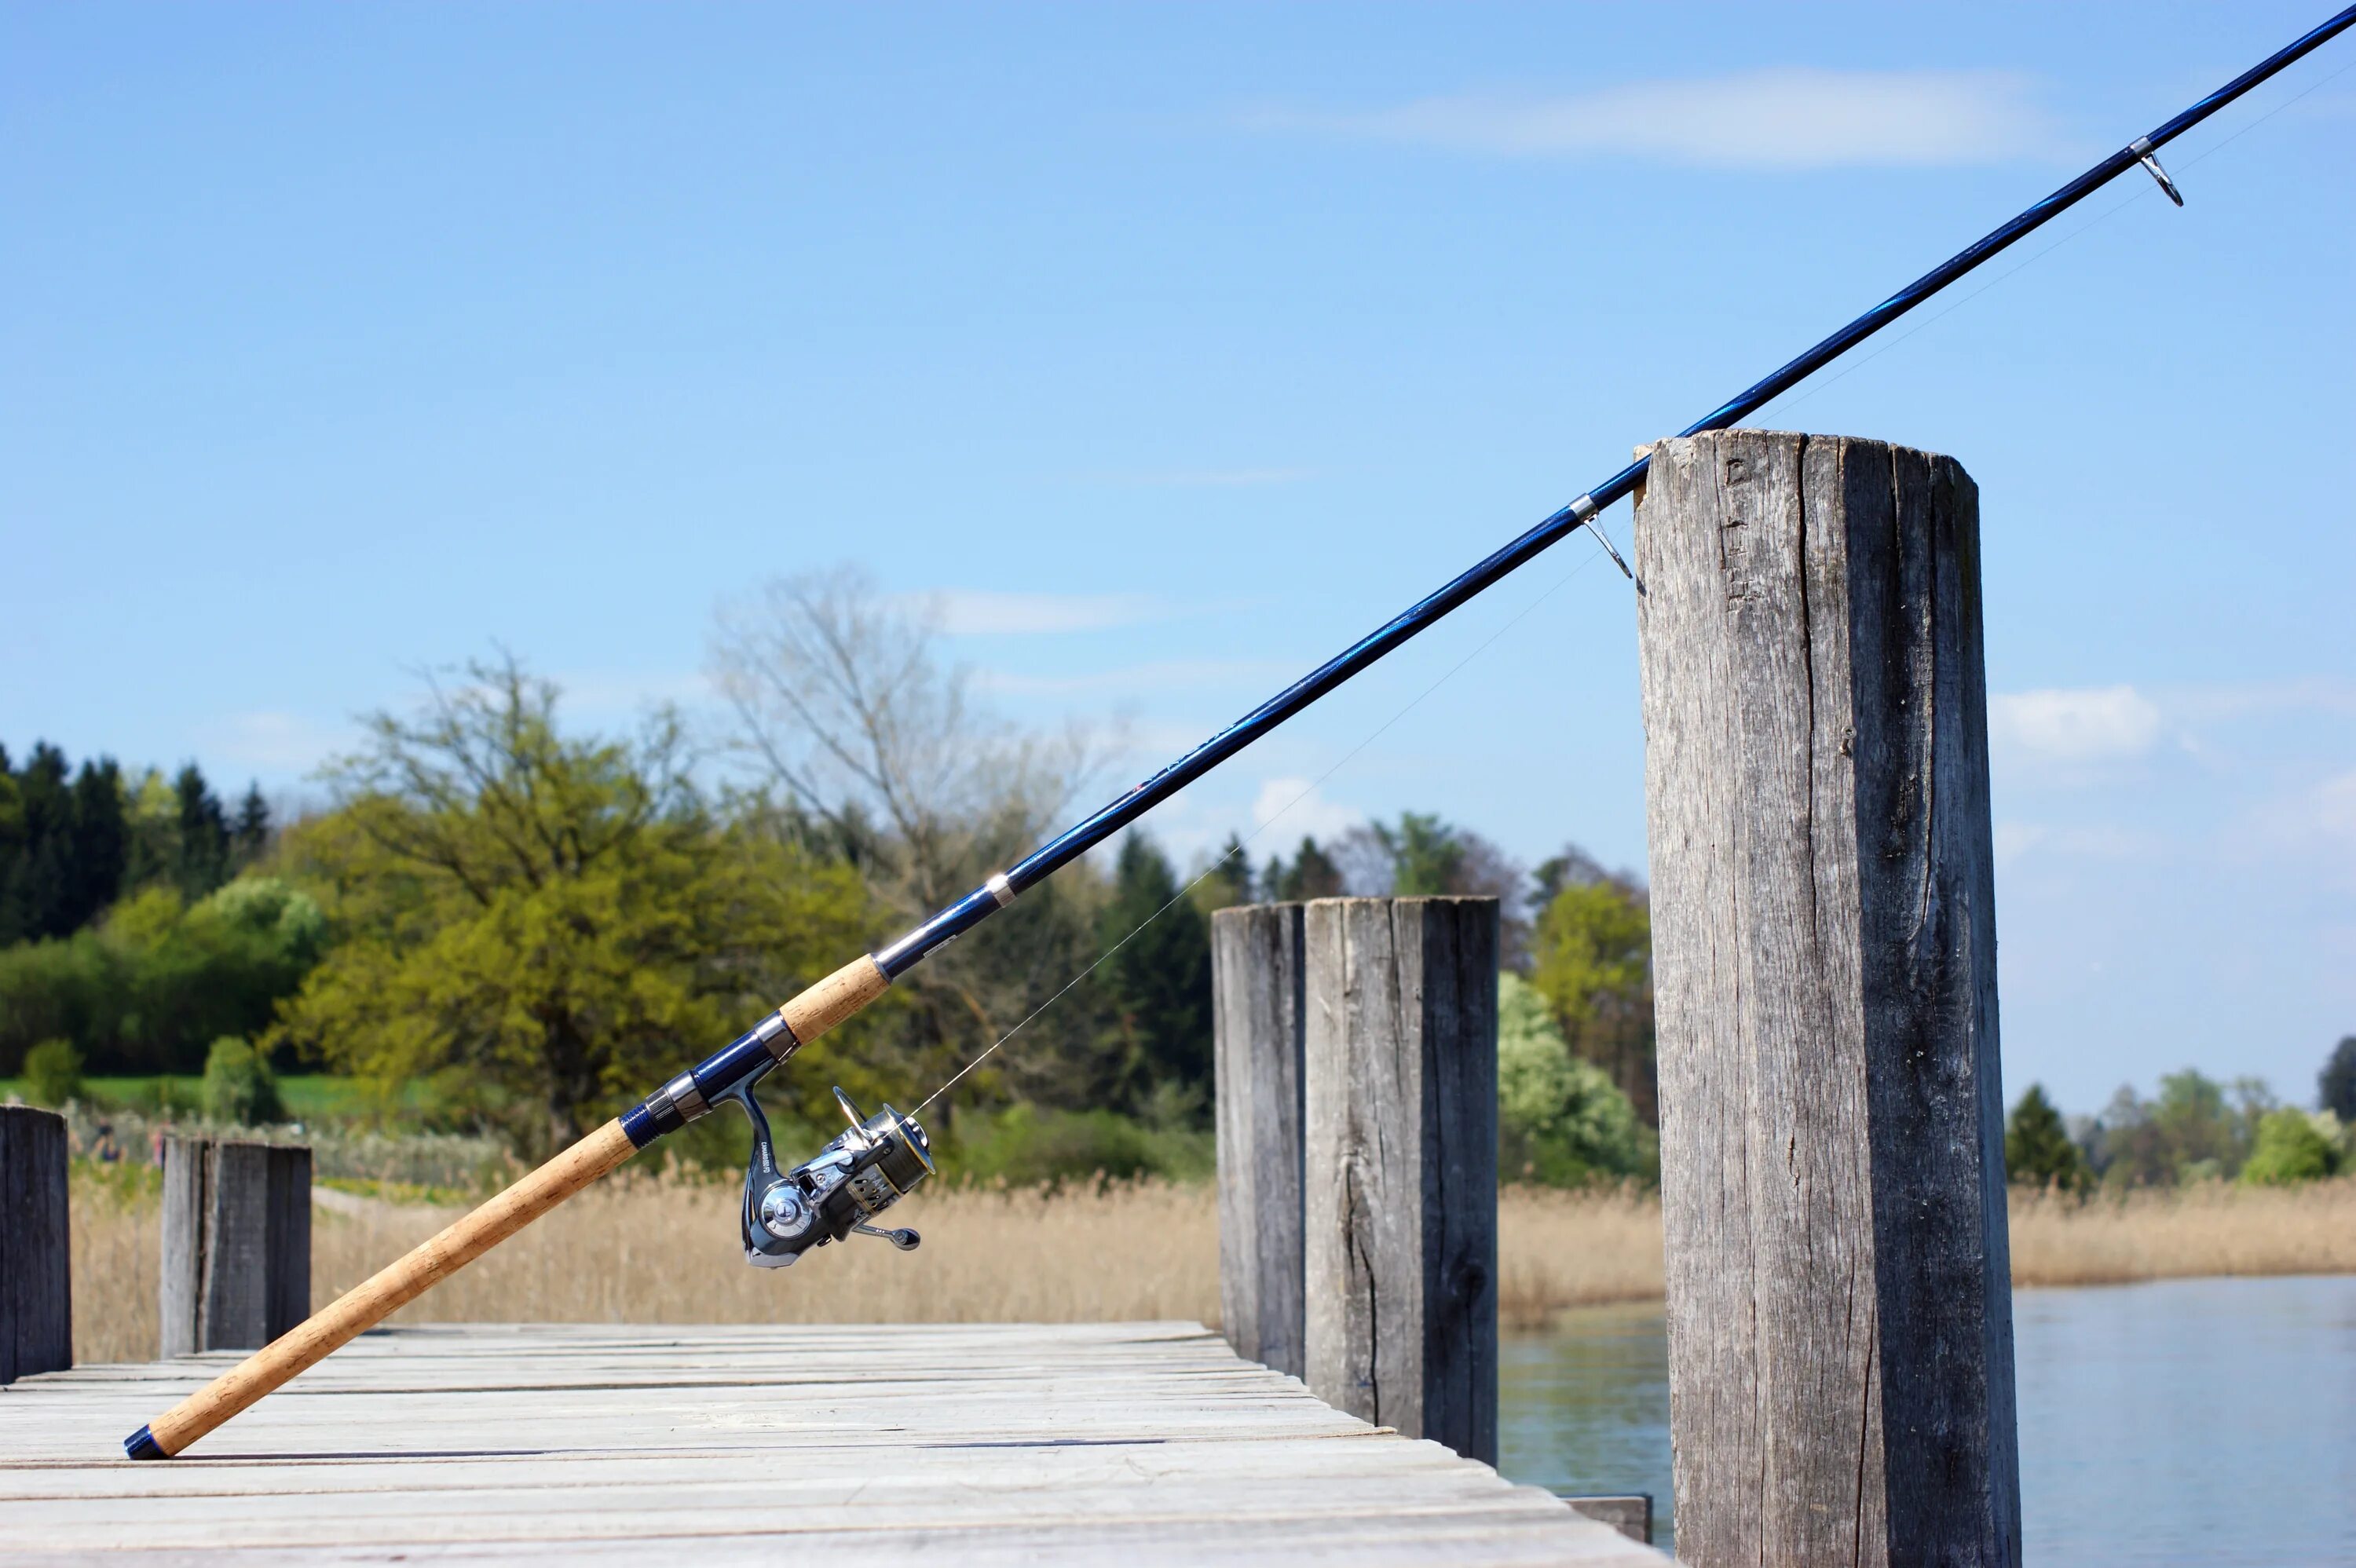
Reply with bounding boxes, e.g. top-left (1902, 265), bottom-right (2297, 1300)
top-left (1212, 901), bottom-right (1308, 1379)
top-left (0, 1106), bottom-right (72, 1383)
top-left (1302, 895), bottom-right (1498, 1464)
top-left (1635, 430), bottom-right (2020, 1567)
top-left (160, 1137), bottom-right (312, 1358)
